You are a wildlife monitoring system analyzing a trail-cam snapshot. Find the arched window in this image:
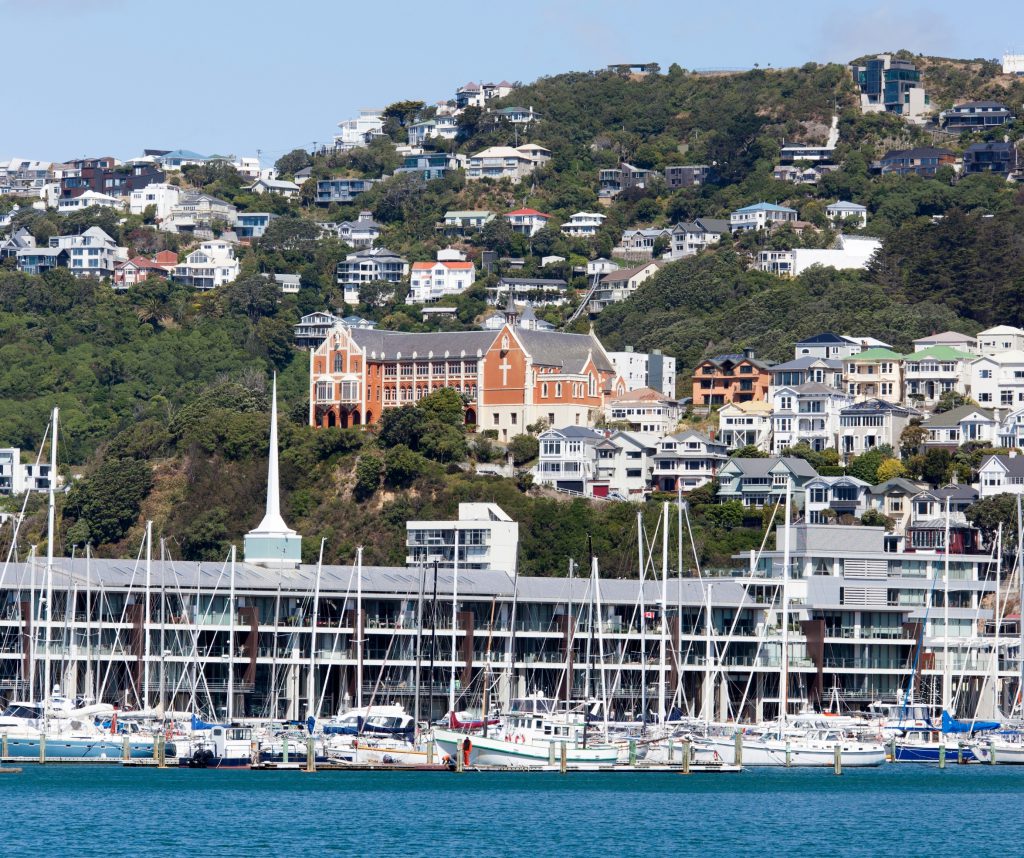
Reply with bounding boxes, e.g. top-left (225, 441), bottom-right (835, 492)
top-left (333, 353), bottom-right (343, 372)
